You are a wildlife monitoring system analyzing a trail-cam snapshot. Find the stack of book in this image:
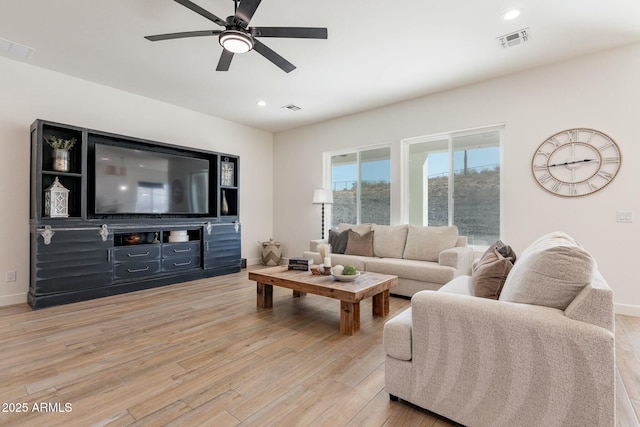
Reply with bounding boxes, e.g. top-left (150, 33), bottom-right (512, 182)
top-left (288, 257), bottom-right (313, 271)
